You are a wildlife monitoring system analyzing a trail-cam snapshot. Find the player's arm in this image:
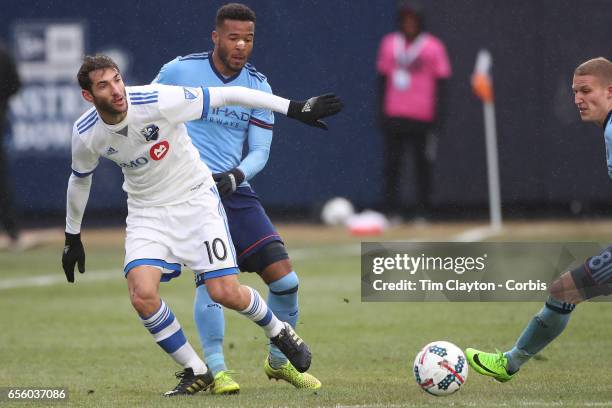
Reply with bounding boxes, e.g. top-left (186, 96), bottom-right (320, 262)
top-left (62, 131), bottom-right (99, 283)
top-left (209, 87), bottom-right (342, 129)
top-left (214, 82), bottom-right (275, 197)
top-left (157, 84), bottom-right (343, 129)
top-left (240, 125), bottom-right (272, 181)
top-left (214, 126), bottom-right (272, 197)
